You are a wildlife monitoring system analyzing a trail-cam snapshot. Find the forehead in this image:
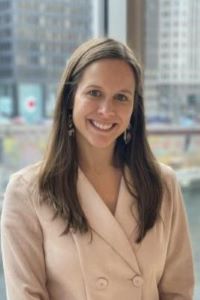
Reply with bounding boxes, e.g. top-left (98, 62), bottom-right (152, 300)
top-left (78, 58), bottom-right (135, 88)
